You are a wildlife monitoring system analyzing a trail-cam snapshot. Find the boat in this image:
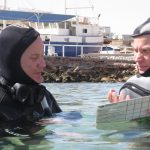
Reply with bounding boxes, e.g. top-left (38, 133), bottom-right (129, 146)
top-left (40, 16), bottom-right (104, 57)
top-left (0, 9), bottom-right (106, 57)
